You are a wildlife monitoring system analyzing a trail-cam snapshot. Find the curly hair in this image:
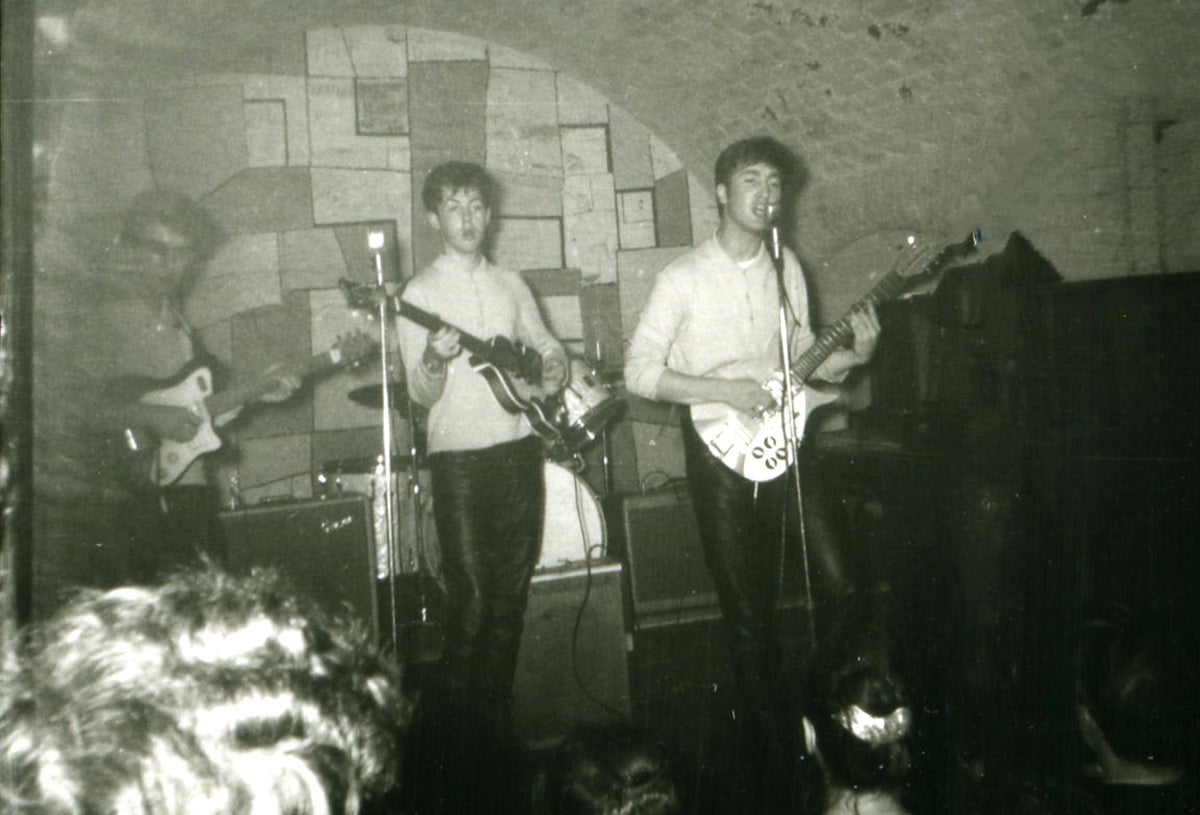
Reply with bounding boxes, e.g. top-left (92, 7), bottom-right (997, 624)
top-left (537, 727), bottom-right (682, 815)
top-left (0, 567), bottom-right (409, 815)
